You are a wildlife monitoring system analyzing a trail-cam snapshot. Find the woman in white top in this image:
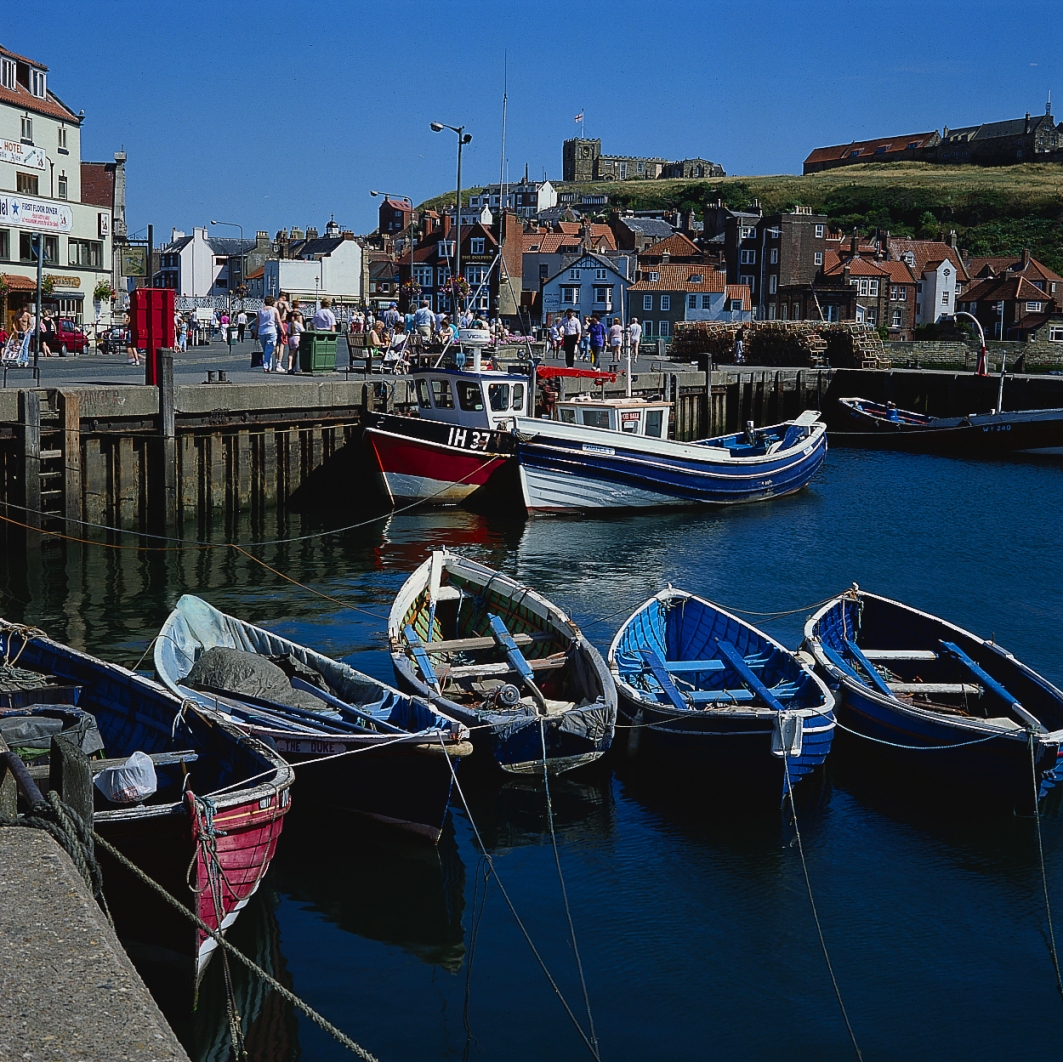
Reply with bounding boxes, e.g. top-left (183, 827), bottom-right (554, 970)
top-left (286, 309), bottom-right (304, 373)
top-left (256, 297), bottom-right (281, 371)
